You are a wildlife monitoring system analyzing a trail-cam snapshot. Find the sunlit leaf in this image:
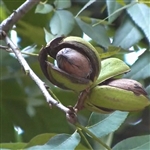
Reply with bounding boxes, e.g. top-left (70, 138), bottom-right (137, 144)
top-left (124, 50), bottom-right (150, 80)
top-left (116, 0), bottom-right (126, 5)
top-left (139, 0), bottom-right (150, 7)
top-left (76, 0), bottom-right (96, 17)
top-left (43, 28), bottom-right (54, 43)
top-left (112, 135), bottom-right (150, 150)
top-left (113, 16), bottom-right (144, 49)
top-left (106, 0), bottom-right (122, 23)
top-left (27, 132), bottom-right (81, 150)
top-left (50, 10), bottom-right (75, 36)
top-left (76, 17), bottom-right (110, 48)
top-left (127, 3), bottom-right (150, 43)
top-left (35, 3), bottom-right (53, 14)
top-left (99, 46), bottom-right (121, 59)
top-left (54, 0), bottom-right (71, 9)
top-left (86, 111), bottom-right (128, 138)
